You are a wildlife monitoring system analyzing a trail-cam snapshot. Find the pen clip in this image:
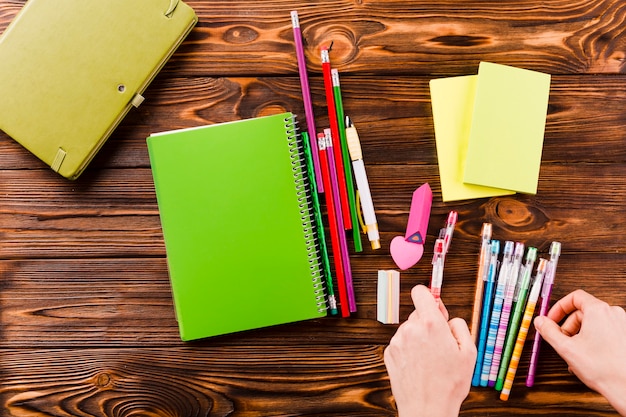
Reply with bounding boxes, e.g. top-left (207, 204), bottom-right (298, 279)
top-left (514, 247), bottom-right (537, 300)
top-left (355, 189), bottom-right (367, 235)
top-left (481, 242), bottom-right (492, 281)
top-left (442, 211), bottom-right (457, 256)
top-left (542, 241), bottom-right (561, 295)
top-left (432, 238), bottom-right (444, 264)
